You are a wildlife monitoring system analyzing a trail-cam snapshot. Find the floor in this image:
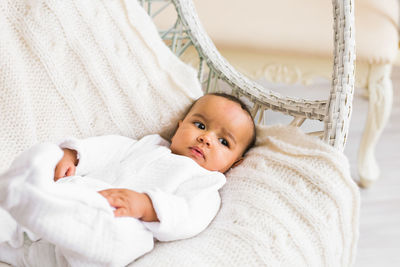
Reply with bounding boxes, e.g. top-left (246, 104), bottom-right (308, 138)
top-left (349, 67), bottom-right (400, 267)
